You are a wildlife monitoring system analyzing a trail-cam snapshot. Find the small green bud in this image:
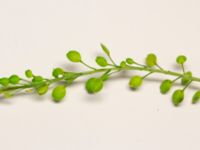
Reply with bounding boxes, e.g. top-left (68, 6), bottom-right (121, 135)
top-left (100, 43), bottom-right (110, 56)
top-left (36, 84), bottom-right (49, 95)
top-left (96, 56), bottom-right (108, 67)
top-left (32, 76), bottom-right (43, 83)
top-left (25, 70), bottom-right (33, 78)
top-left (192, 91), bottom-right (200, 104)
top-left (145, 53), bottom-right (157, 67)
top-left (52, 68), bottom-right (64, 78)
top-left (172, 89), bottom-right (184, 106)
top-left (181, 71), bottom-right (192, 85)
top-left (176, 55), bottom-right (187, 64)
top-left (86, 78), bottom-right (104, 94)
top-left (0, 78), bottom-right (9, 86)
top-left (160, 80), bottom-right (172, 94)
top-left (120, 61), bottom-right (127, 68)
top-left (126, 58), bottom-right (135, 65)
top-left (129, 76), bottom-right (143, 89)
top-left (66, 50), bottom-right (81, 62)
top-left (52, 85), bottom-right (66, 102)
top-left (9, 75), bottom-right (20, 84)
